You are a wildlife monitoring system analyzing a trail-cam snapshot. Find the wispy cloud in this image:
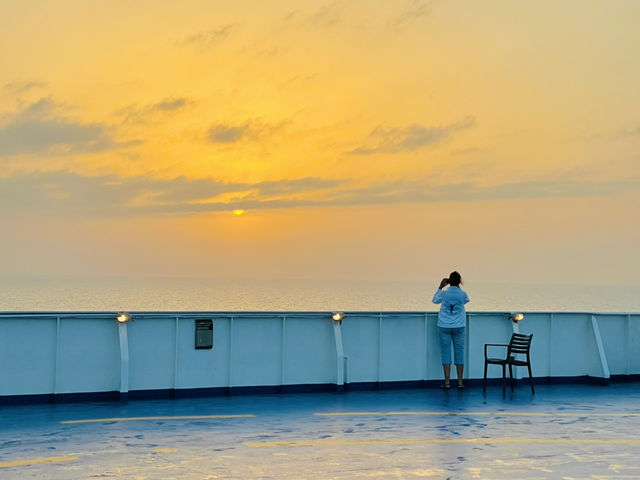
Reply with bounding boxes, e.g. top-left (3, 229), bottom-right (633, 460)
top-left (336, 178), bottom-right (640, 206)
top-left (310, 2), bottom-right (342, 28)
top-left (0, 172), bottom-right (340, 216)
top-left (177, 24), bottom-right (237, 47)
top-left (387, 0), bottom-right (432, 32)
top-left (152, 98), bottom-right (188, 112)
top-left (283, 10), bottom-right (299, 22)
top-left (115, 97), bottom-right (190, 124)
top-left (451, 147), bottom-right (483, 156)
top-left (1, 171), bottom-right (636, 218)
top-left (615, 124), bottom-right (640, 139)
top-left (0, 98), bottom-right (138, 156)
top-left (348, 117), bottom-right (476, 155)
top-left (2, 80), bottom-right (47, 95)
top-left (207, 120), bottom-right (285, 144)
